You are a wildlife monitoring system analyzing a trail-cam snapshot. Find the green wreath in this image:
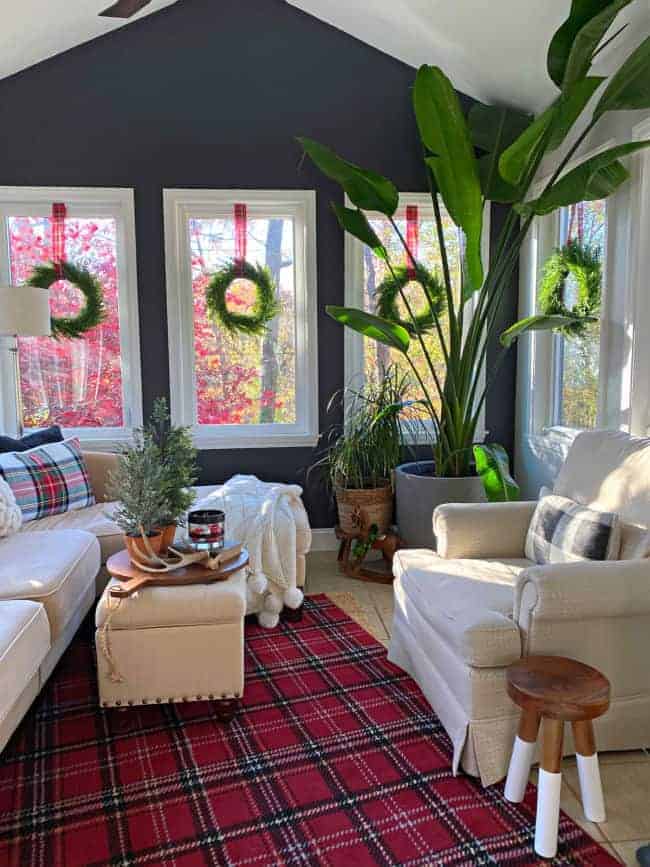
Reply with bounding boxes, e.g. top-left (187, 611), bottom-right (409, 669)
top-left (376, 263), bottom-right (445, 334)
top-left (538, 239), bottom-right (602, 339)
top-left (206, 260), bottom-right (279, 336)
top-left (27, 261), bottom-right (106, 340)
